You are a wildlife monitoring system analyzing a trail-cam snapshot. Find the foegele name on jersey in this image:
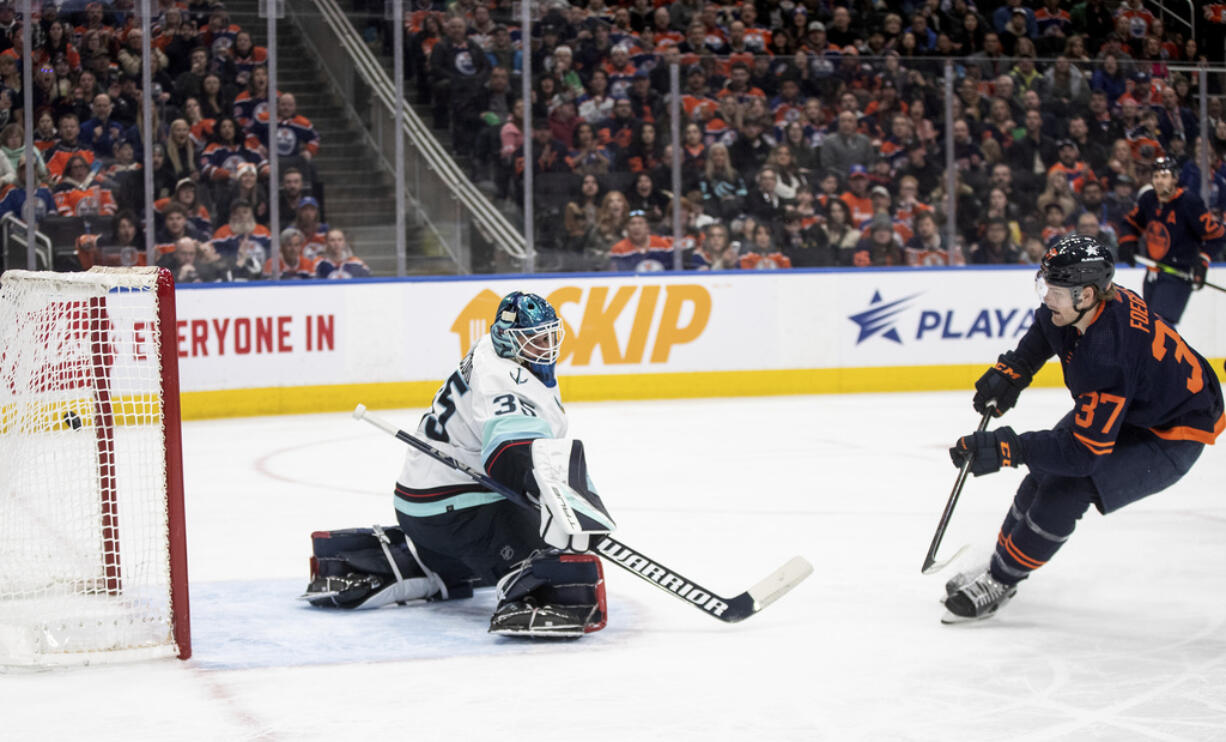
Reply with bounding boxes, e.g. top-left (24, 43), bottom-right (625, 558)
top-left (596, 539), bottom-right (731, 617)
